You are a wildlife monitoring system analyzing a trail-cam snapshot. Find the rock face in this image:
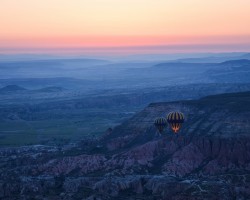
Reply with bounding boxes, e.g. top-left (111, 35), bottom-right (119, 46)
top-left (1, 91), bottom-right (250, 199)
